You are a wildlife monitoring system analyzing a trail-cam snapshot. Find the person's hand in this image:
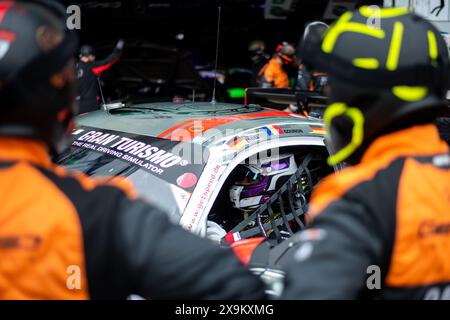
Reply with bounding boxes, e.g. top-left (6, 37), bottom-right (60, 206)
top-left (206, 220), bottom-right (227, 244)
top-left (116, 39), bottom-right (125, 51)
